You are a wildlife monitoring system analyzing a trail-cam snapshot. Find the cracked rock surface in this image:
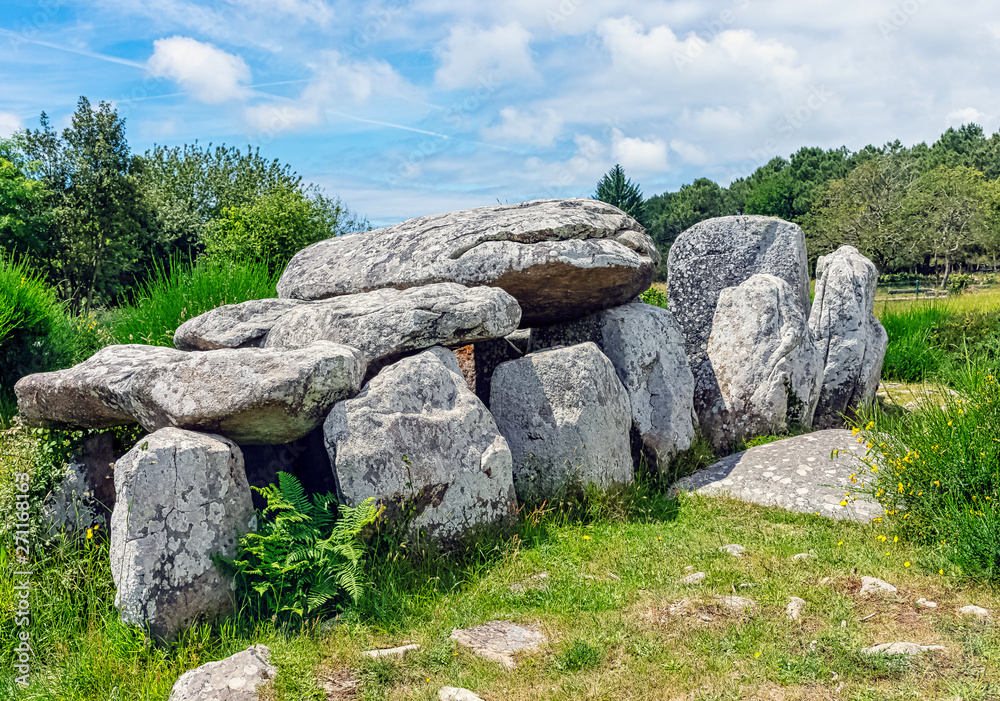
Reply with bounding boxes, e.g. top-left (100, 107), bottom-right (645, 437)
top-left (167, 645), bottom-right (275, 700)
